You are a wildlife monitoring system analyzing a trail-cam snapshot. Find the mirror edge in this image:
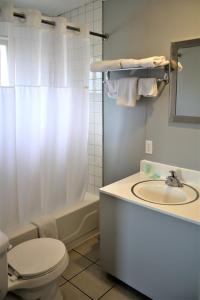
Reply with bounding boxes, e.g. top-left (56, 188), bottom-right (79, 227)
top-left (169, 38), bottom-right (200, 124)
